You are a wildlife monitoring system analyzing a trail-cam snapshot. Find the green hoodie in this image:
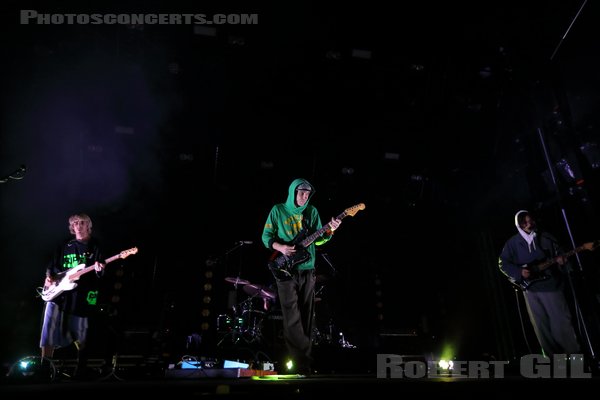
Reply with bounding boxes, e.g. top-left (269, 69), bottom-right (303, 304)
top-left (262, 178), bottom-right (332, 270)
